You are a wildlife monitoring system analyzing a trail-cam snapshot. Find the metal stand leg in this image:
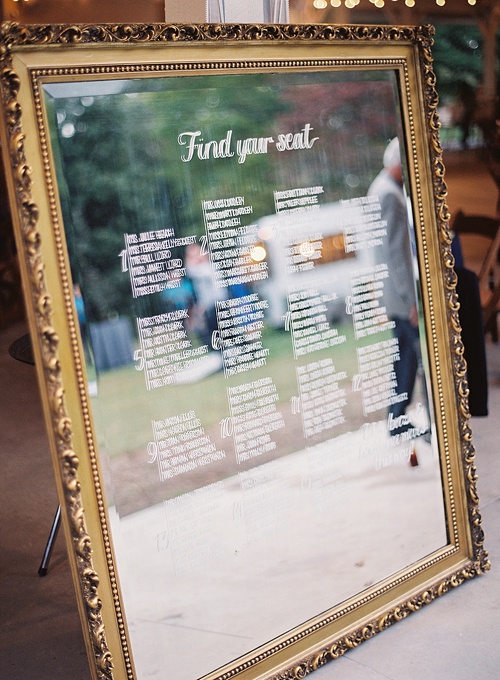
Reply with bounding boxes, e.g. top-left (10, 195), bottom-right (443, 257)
top-left (38, 505), bottom-right (61, 577)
